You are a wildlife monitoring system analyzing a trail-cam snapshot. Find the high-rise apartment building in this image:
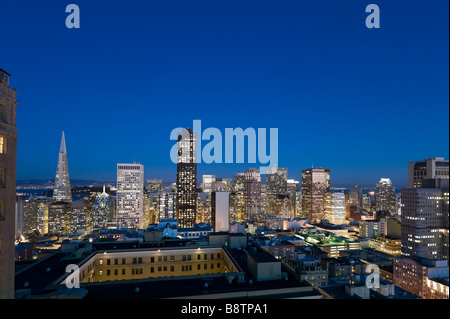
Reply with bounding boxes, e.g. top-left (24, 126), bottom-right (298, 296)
top-left (408, 157), bottom-right (449, 189)
top-left (0, 68), bottom-right (18, 298)
top-left (244, 168), bottom-right (261, 222)
top-left (116, 163), bottom-right (144, 229)
top-left (301, 168), bottom-right (331, 223)
top-left (375, 178), bottom-right (396, 215)
top-left (53, 132), bottom-right (72, 203)
top-left (176, 128), bottom-right (197, 228)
